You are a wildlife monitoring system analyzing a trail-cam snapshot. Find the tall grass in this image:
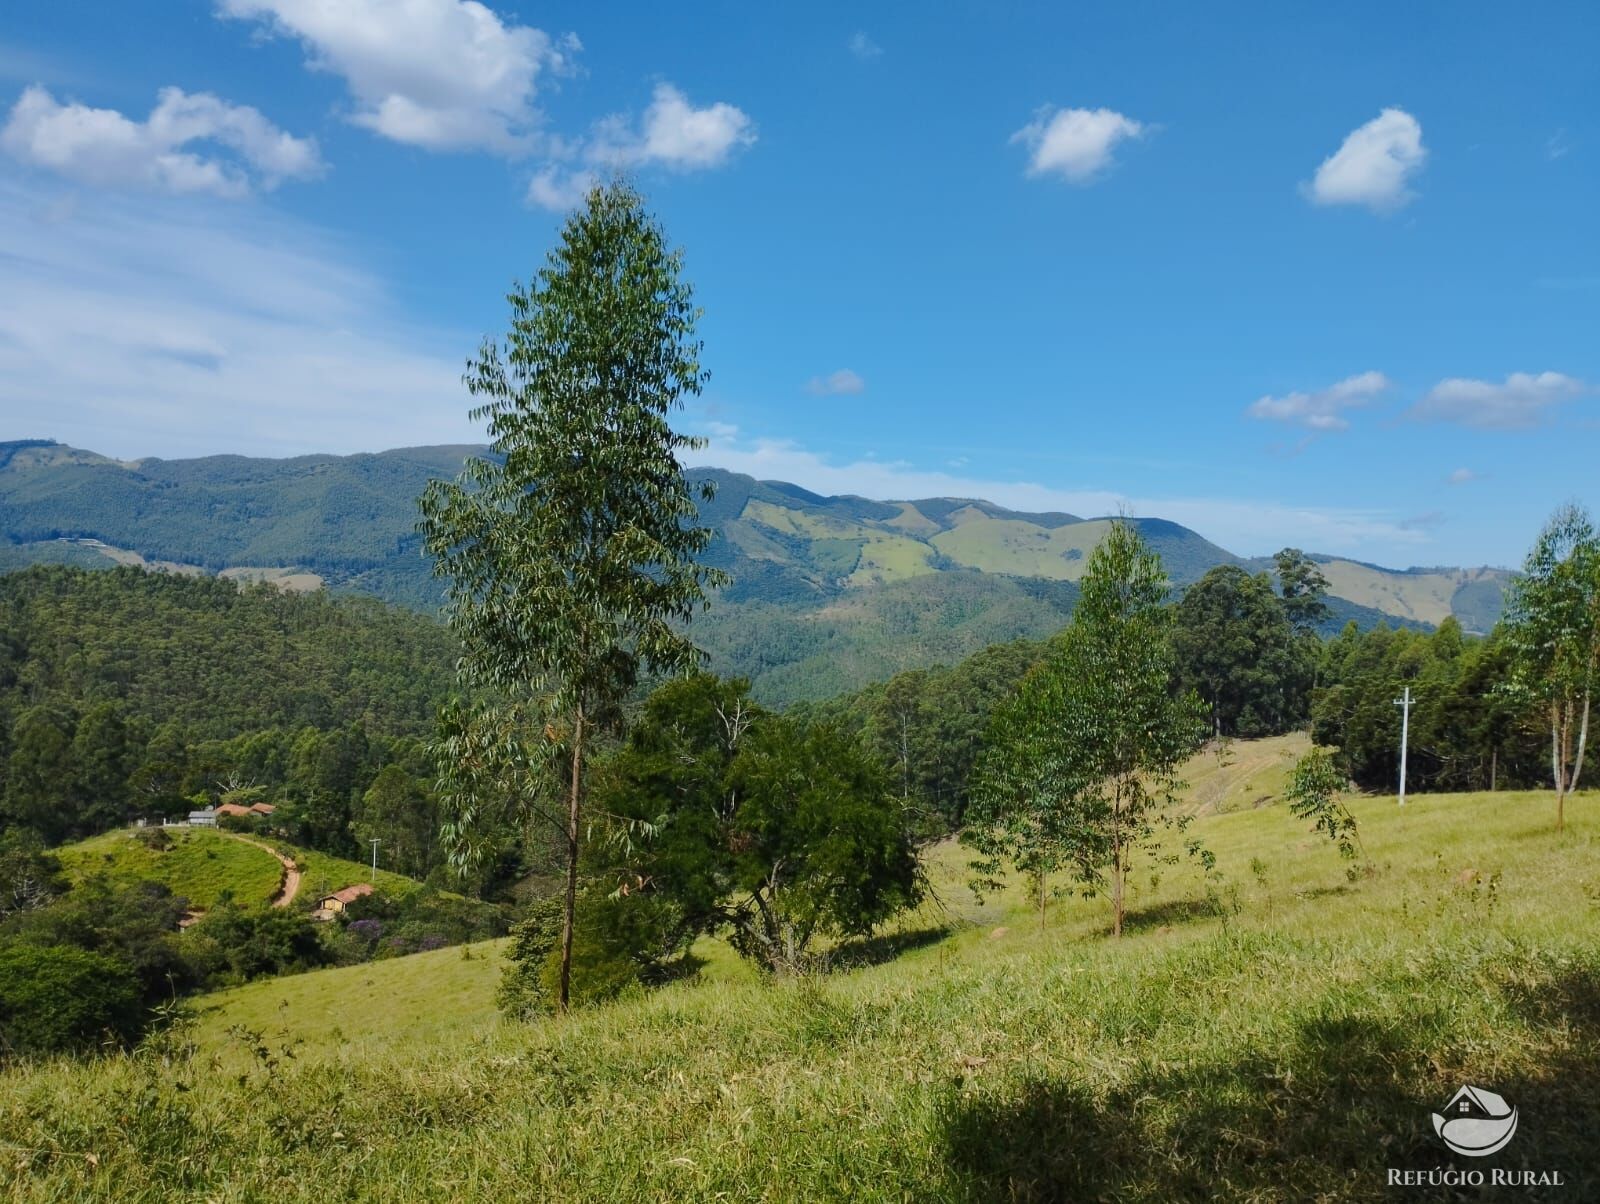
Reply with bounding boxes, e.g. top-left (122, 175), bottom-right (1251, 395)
top-left (5, 786), bottom-right (1598, 1201)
